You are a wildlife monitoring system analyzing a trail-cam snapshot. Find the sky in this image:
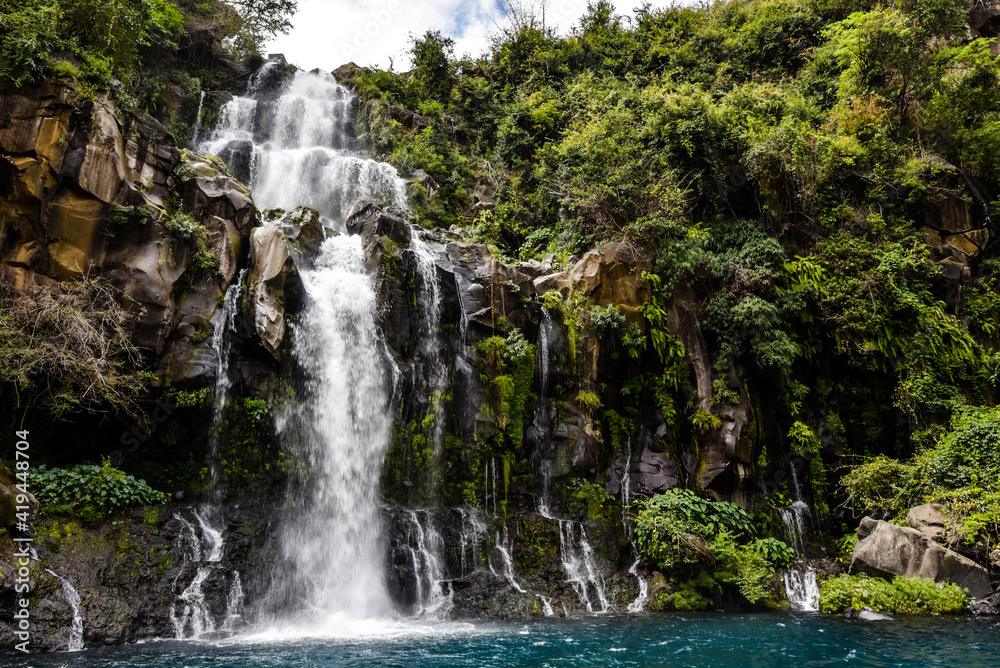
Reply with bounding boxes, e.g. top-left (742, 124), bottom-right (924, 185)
top-left (265, 0), bottom-right (662, 72)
